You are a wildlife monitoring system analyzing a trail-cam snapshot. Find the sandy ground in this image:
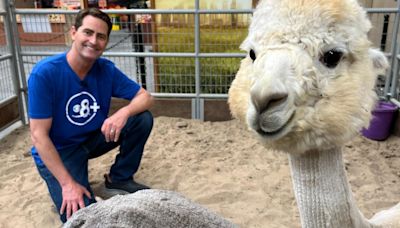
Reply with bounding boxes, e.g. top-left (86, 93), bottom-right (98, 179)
top-left (0, 116), bottom-right (399, 228)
